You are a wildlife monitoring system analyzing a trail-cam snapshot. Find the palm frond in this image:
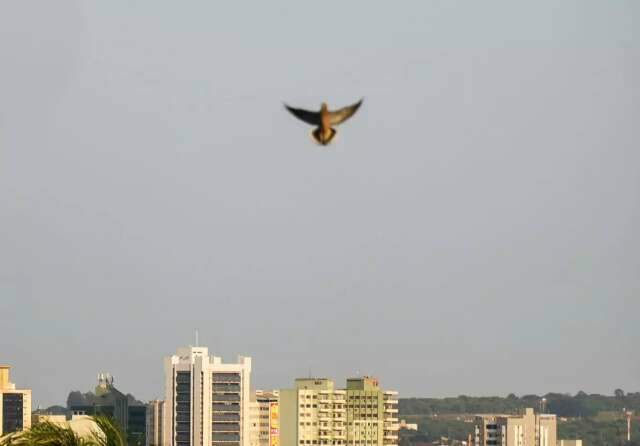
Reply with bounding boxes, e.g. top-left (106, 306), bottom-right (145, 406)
top-left (89, 416), bottom-right (126, 446)
top-left (1, 421), bottom-right (93, 446)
